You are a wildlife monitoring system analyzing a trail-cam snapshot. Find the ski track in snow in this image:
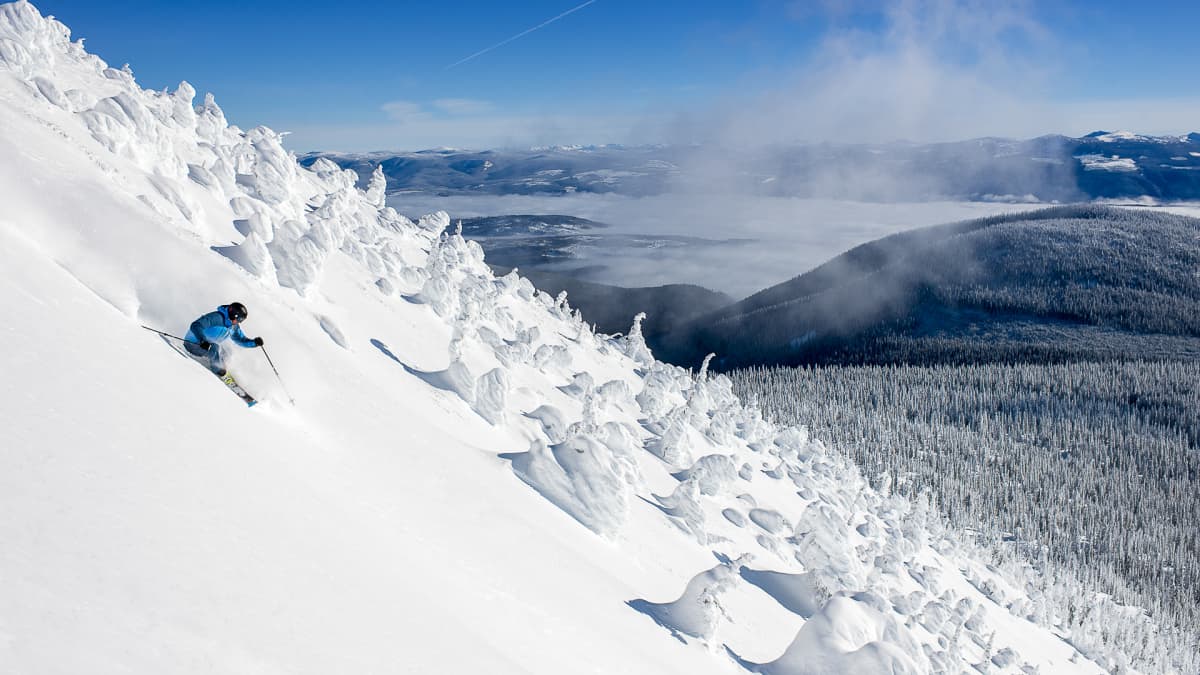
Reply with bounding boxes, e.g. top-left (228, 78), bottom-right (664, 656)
top-left (0, 2), bottom-right (1140, 674)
